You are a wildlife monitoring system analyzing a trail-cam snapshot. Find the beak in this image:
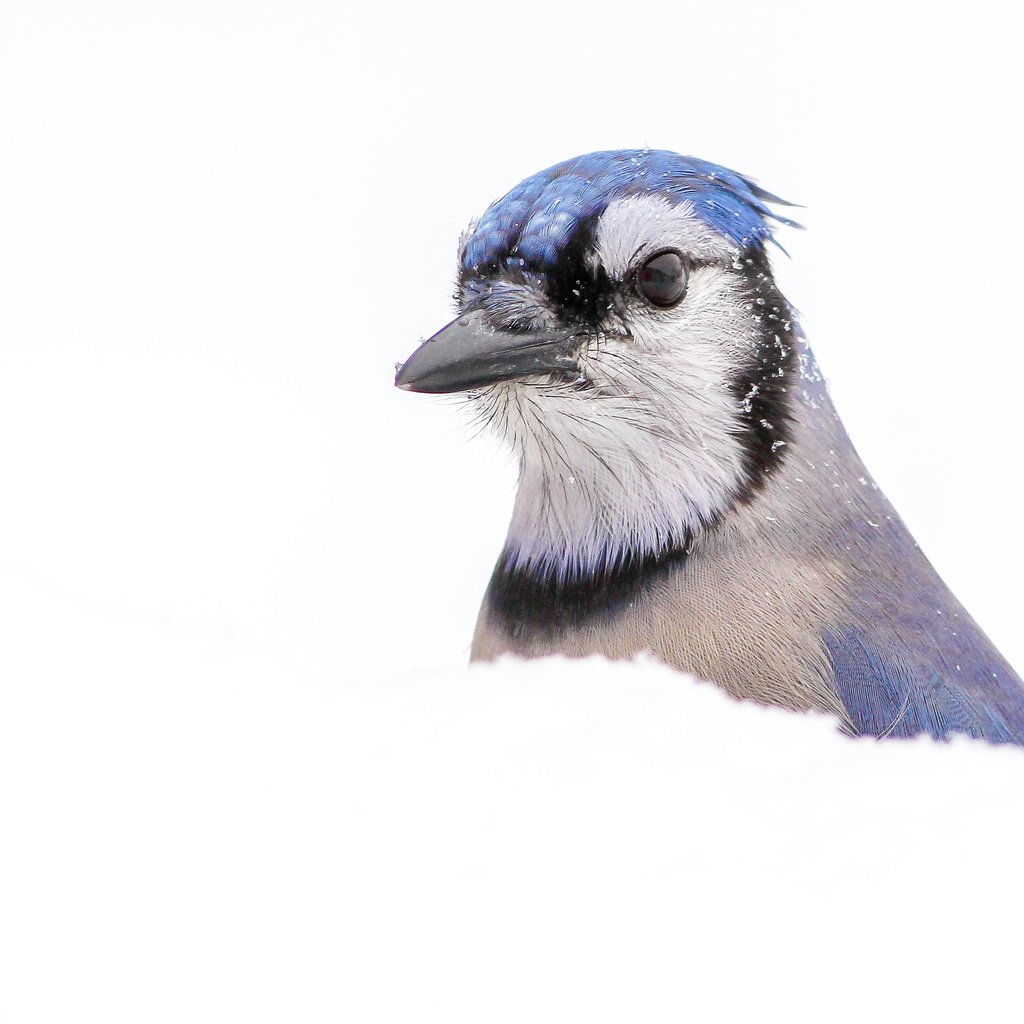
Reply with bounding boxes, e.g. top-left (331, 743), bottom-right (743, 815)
top-left (394, 310), bottom-right (582, 394)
